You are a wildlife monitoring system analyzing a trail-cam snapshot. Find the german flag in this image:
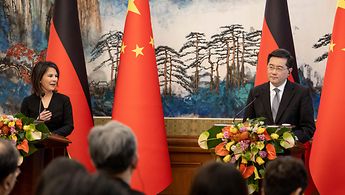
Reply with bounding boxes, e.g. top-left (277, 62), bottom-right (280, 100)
top-left (46, 0), bottom-right (94, 171)
top-left (255, 0), bottom-right (299, 86)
